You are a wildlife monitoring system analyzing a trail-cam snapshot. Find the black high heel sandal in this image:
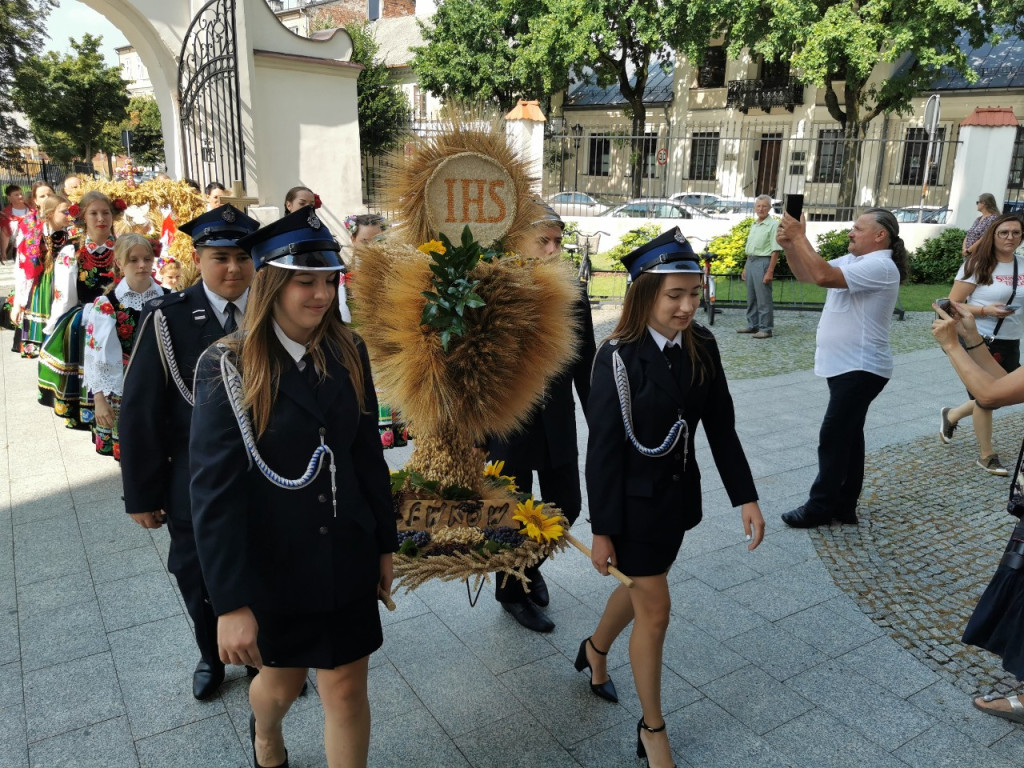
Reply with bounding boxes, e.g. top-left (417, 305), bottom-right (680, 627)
top-left (636, 717), bottom-right (675, 767)
top-left (573, 637), bottom-right (618, 703)
top-left (250, 712), bottom-right (289, 768)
